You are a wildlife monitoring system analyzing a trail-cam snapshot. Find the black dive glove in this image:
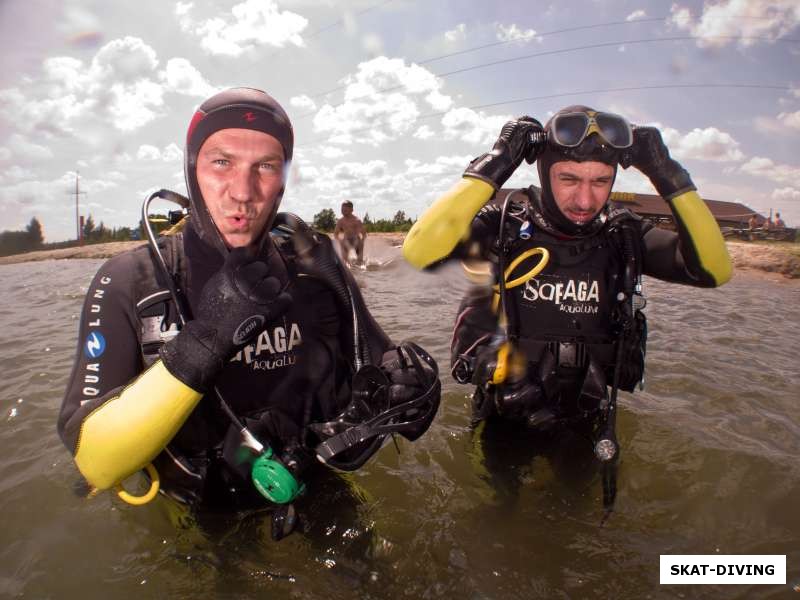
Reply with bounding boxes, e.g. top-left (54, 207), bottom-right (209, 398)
top-left (464, 116), bottom-right (544, 190)
top-left (620, 126), bottom-right (695, 200)
top-left (160, 248), bottom-right (292, 392)
top-left (379, 343), bottom-right (440, 441)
